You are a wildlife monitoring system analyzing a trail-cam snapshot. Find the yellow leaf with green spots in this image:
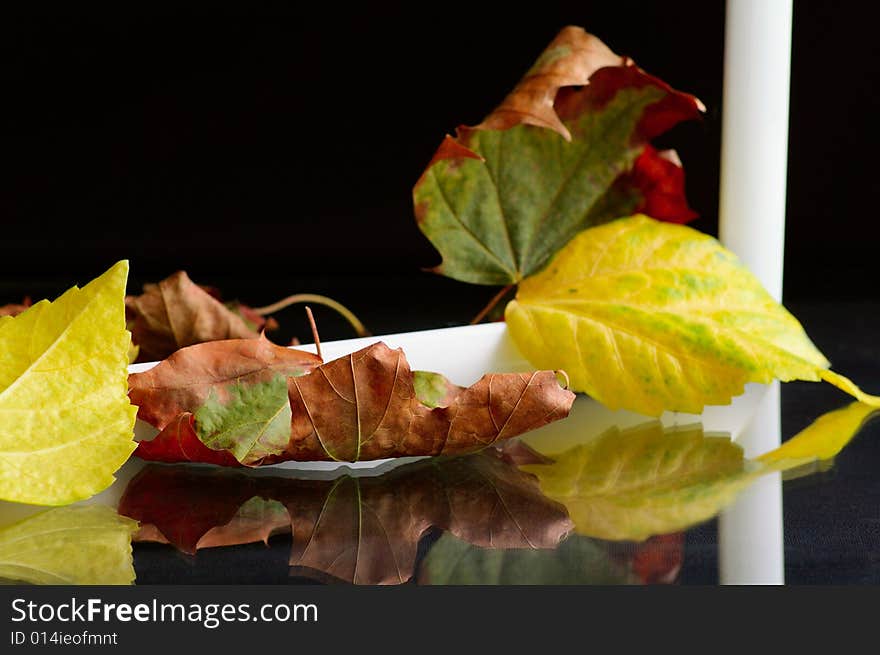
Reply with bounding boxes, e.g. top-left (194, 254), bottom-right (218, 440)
top-left (0, 261), bottom-right (137, 505)
top-left (506, 215), bottom-right (880, 415)
top-left (0, 505), bottom-right (137, 584)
